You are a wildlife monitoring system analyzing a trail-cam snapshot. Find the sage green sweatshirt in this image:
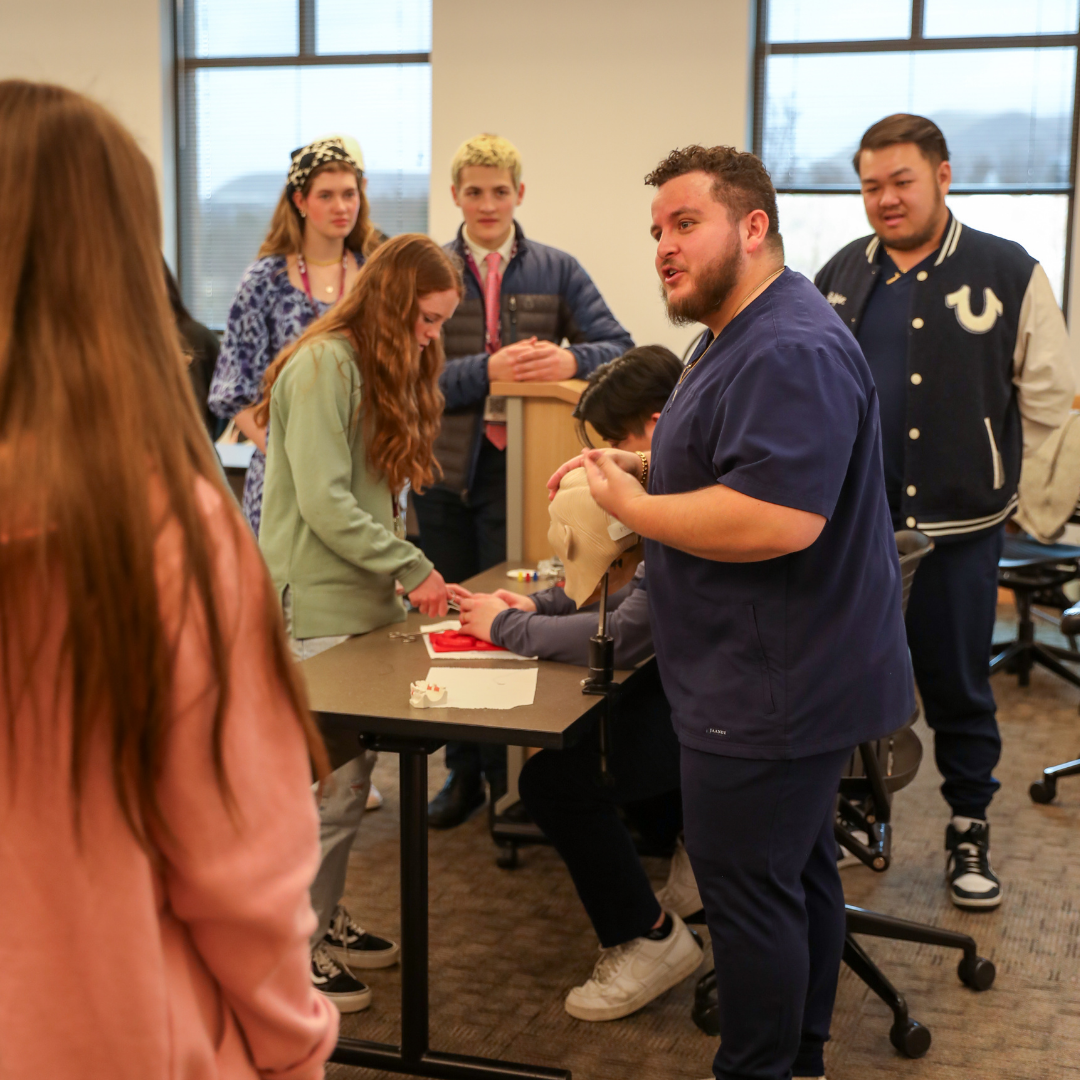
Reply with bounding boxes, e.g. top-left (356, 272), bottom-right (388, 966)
top-left (259, 335), bottom-right (434, 639)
